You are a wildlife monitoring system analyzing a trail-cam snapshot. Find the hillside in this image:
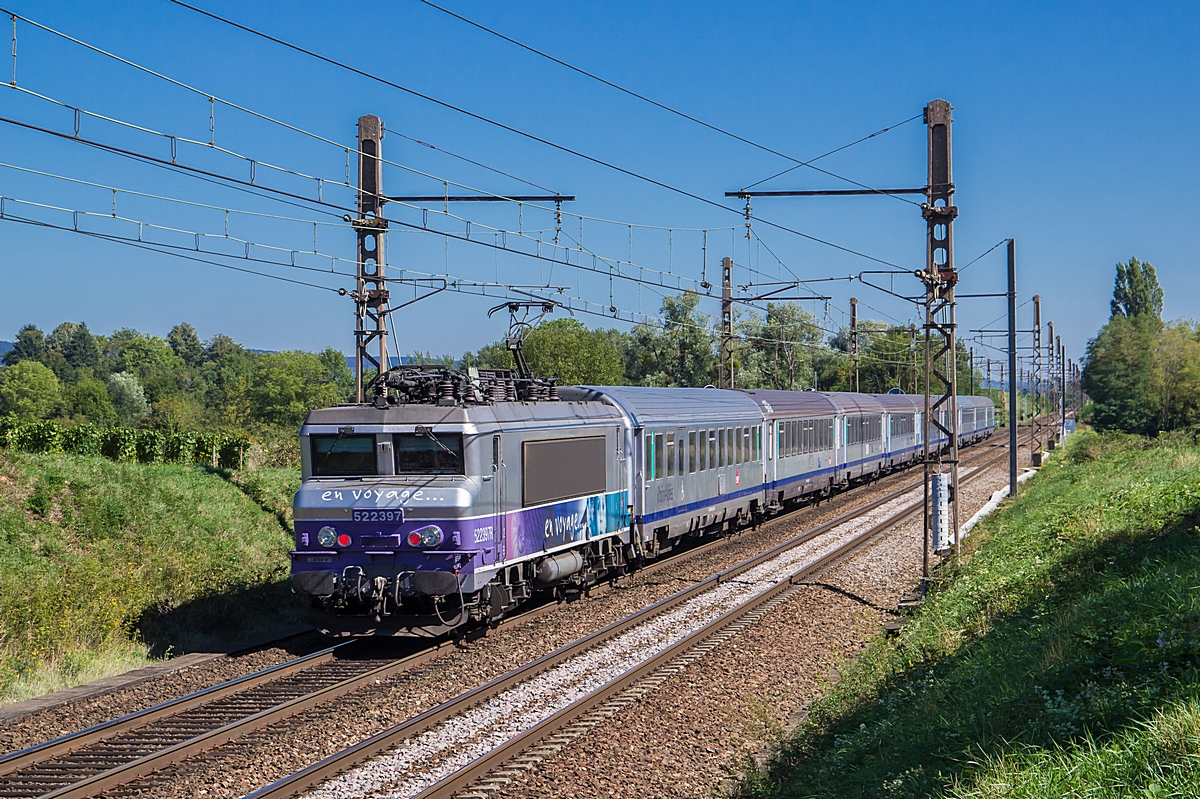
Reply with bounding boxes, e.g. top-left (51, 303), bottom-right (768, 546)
top-left (0, 450), bottom-right (302, 703)
top-left (738, 431), bottom-right (1200, 799)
